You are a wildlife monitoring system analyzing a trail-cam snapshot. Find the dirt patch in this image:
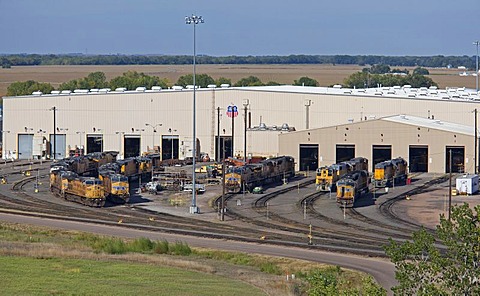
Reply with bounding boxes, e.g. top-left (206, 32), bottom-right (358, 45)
top-left (393, 187), bottom-right (480, 229)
